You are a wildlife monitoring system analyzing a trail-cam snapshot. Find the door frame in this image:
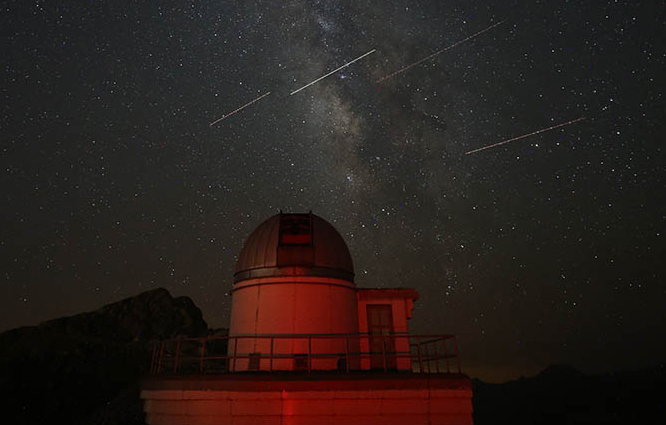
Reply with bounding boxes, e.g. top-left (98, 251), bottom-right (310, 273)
top-left (366, 304), bottom-right (397, 370)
